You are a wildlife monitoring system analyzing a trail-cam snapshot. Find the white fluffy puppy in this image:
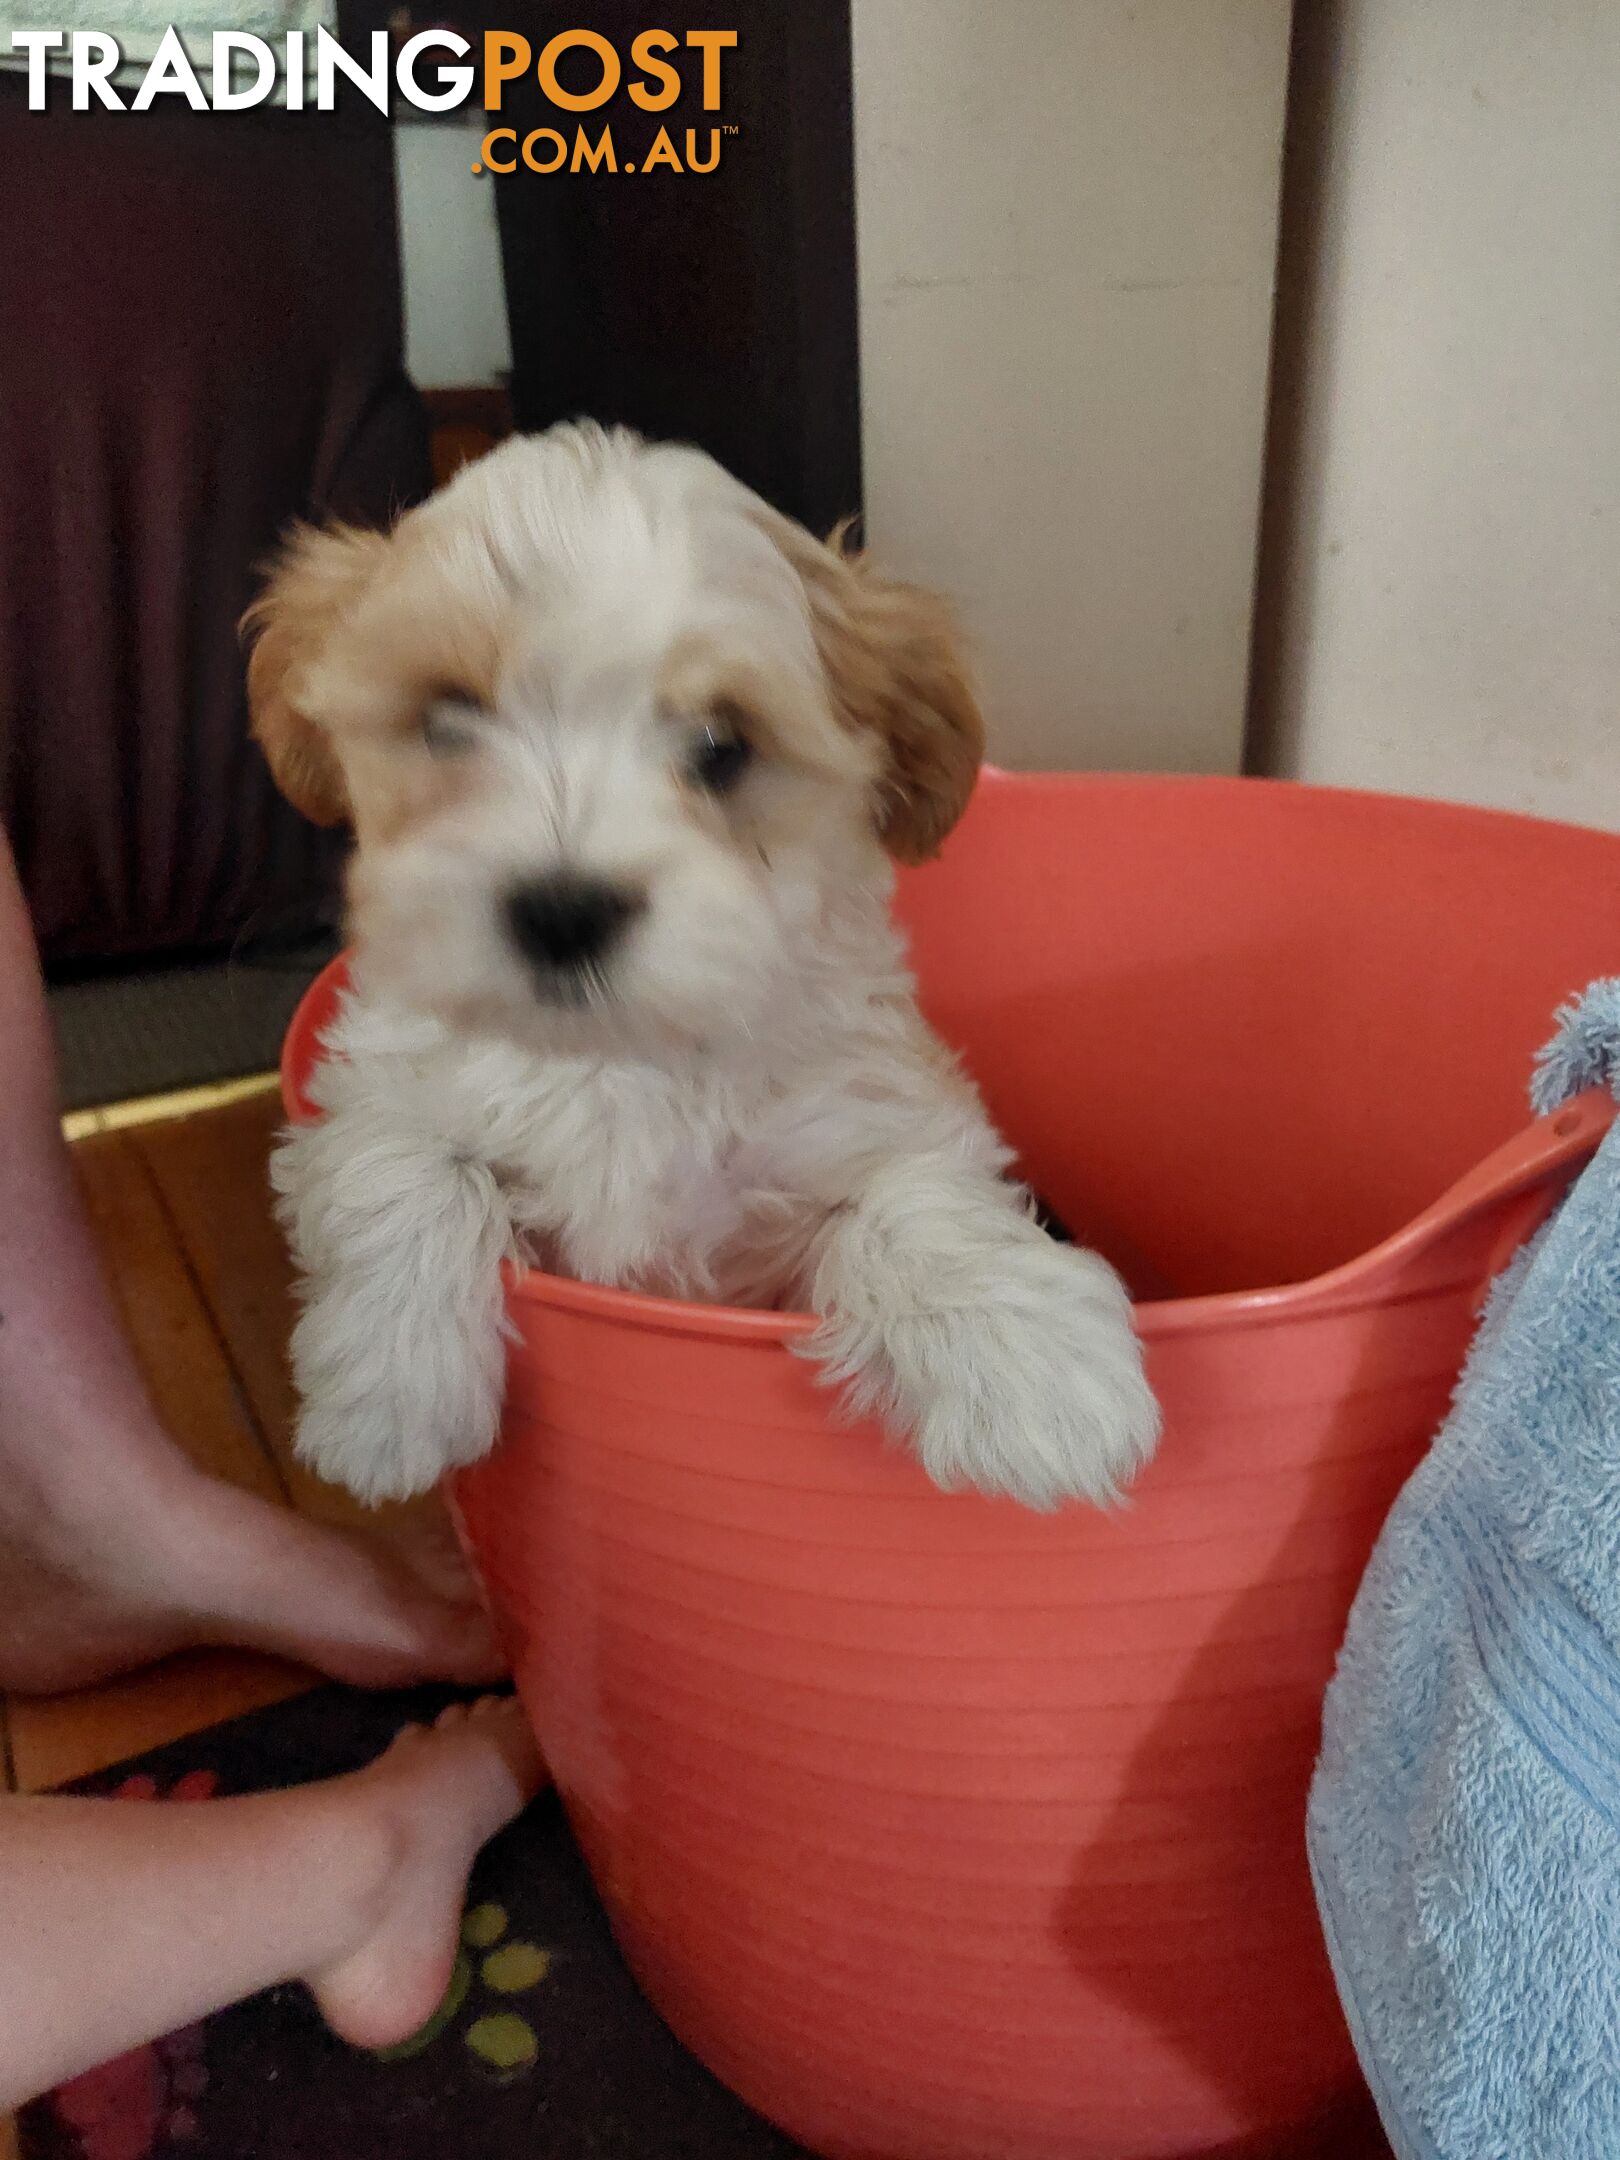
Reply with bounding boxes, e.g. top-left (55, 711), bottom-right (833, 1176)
top-left (249, 424), bottom-right (1158, 1509)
